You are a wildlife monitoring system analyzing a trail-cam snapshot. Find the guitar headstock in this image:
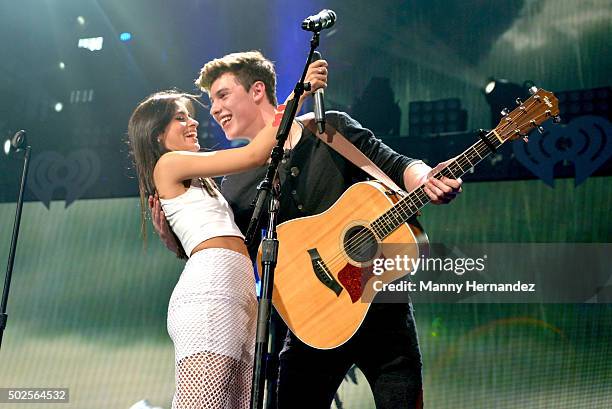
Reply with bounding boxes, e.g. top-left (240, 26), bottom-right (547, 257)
top-left (493, 87), bottom-right (560, 142)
